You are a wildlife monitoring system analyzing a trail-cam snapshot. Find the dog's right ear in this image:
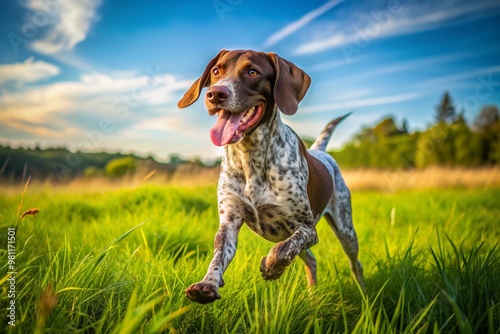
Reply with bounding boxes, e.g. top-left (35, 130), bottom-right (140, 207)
top-left (177, 50), bottom-right (227, 109)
